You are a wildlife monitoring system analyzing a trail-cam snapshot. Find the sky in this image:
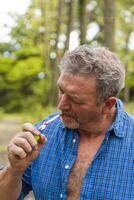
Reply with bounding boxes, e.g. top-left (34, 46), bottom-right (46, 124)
top-left (0, 0), bottom-right (31, 42)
